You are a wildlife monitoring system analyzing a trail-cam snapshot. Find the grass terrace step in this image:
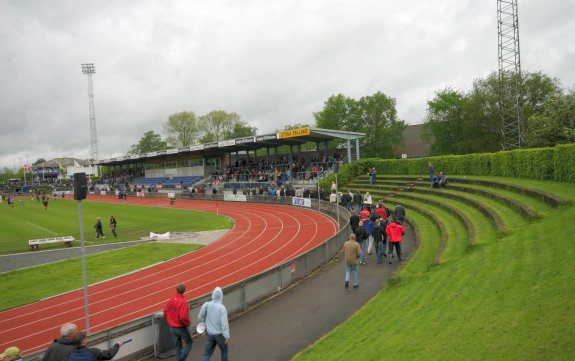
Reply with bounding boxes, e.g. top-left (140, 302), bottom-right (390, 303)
top-left (345, 184), bottom-right (506, 234)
